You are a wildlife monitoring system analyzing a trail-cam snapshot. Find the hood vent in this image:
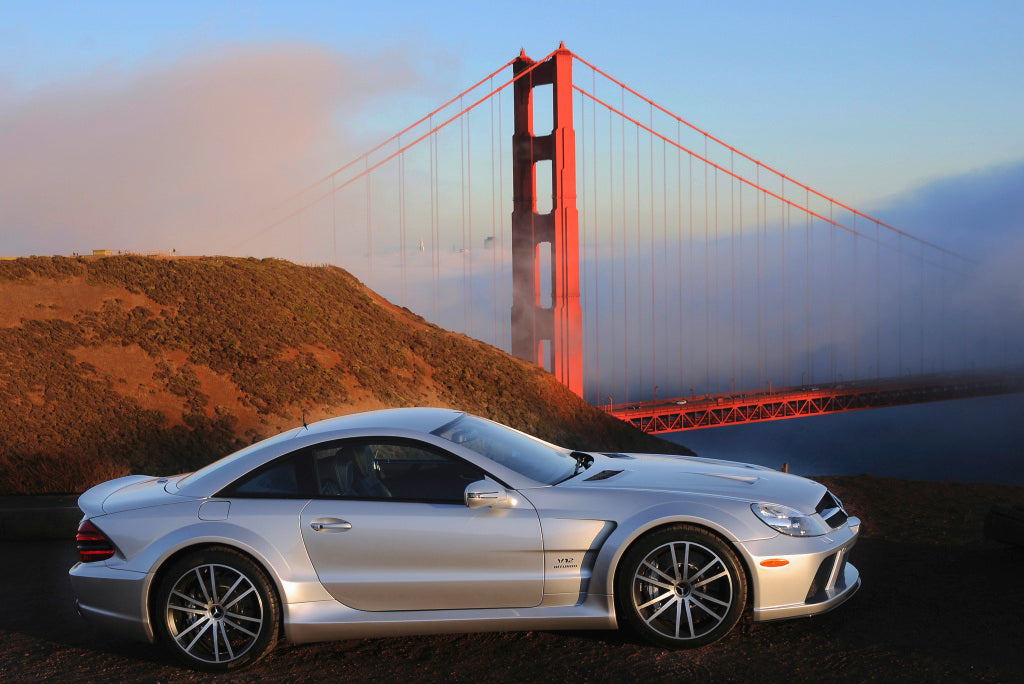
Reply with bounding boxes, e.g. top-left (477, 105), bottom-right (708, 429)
top-left (703, 473), bottom-right (759, 484)
top-left (585, 469), bottom-right (624, 481)
top-left (602, 453), bottom-right (635, 460)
